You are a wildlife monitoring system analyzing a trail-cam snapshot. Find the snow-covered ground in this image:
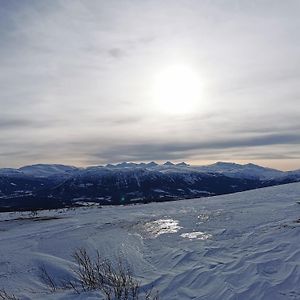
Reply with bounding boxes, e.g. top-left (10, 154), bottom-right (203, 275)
top-left (0, 183), bottom-right (300, 299)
